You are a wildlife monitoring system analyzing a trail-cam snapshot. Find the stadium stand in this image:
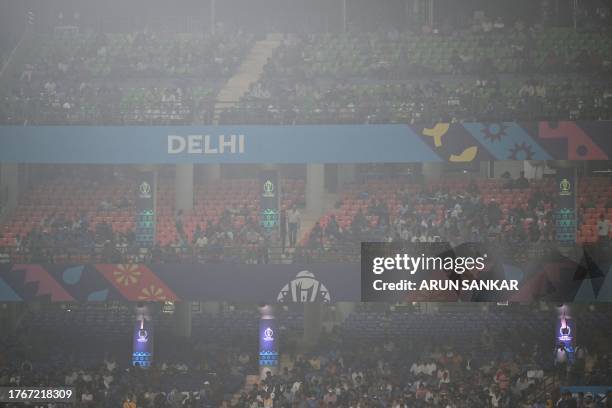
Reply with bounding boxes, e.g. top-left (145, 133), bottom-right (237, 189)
top-left (221, 76), bottom-right (612, 124)
top-left (578, 178), bottom-right (612, 244)
top-left (2, 304), bottom-right (612, 407)
top-left (2, 170), bottom-right (612, 264)
top-left (1, 26), bottom-right (611, 125)
top-left (1, 31), bottom-right (254, 124)
top-left (300, 175), bottom-right (612, 257)
top-left (292, 172), bottom-right (612, 271)
top-left (219, 27), bottom-right (612, 124)
top-left (0, 3), bottom-right (611, 408)
top-left (0, 170), bottom-right (305, 263)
